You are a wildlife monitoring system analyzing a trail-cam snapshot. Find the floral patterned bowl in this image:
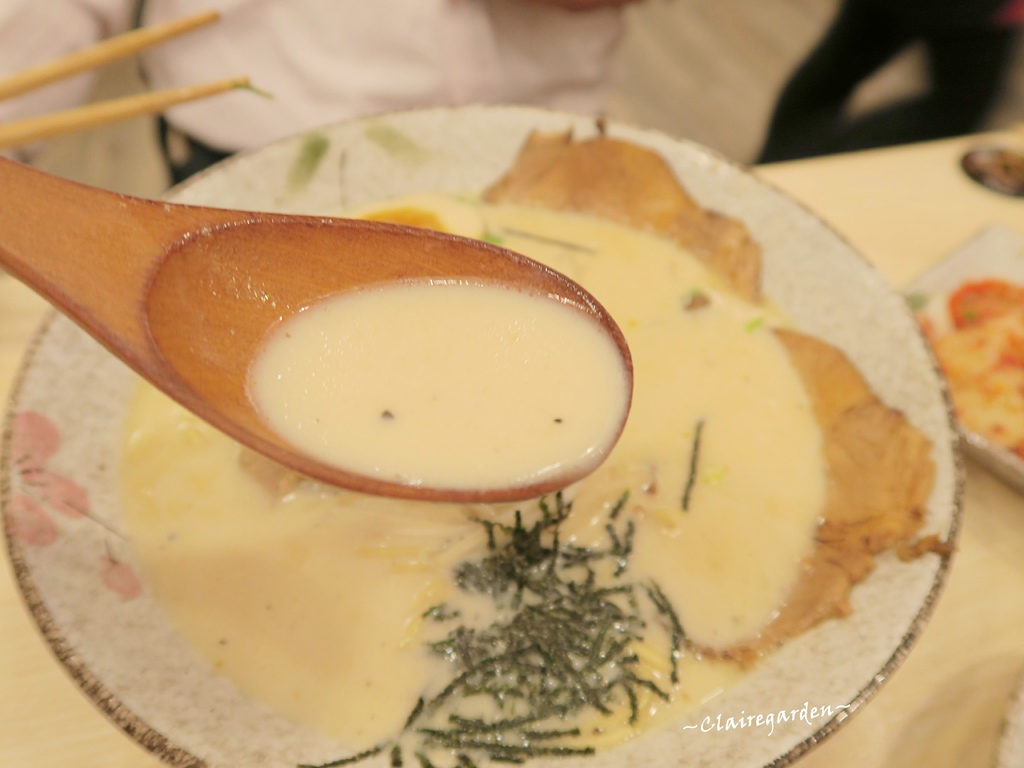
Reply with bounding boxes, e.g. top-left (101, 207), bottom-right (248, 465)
top-left (1, 106), bottom-right (962, 768)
